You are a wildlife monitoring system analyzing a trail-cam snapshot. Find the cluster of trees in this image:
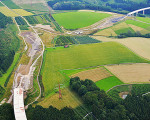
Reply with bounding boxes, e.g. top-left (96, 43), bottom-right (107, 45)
top-left (0, 12), bottom-right (12, 28)
top-left (118, 30), bottom-right (150, 38)
top-left (26, 105), bottom-right (80, 120)
top-left (0, 103), bottom-right (80, 120)
top-left (70, 77), bottom-right (150, 120)
top-left (47, 0), bottom-right (150, 14)
top-left (0, 104), bottom-right (15, 120)
top-left (124, 95), bottom-right (150, 120)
